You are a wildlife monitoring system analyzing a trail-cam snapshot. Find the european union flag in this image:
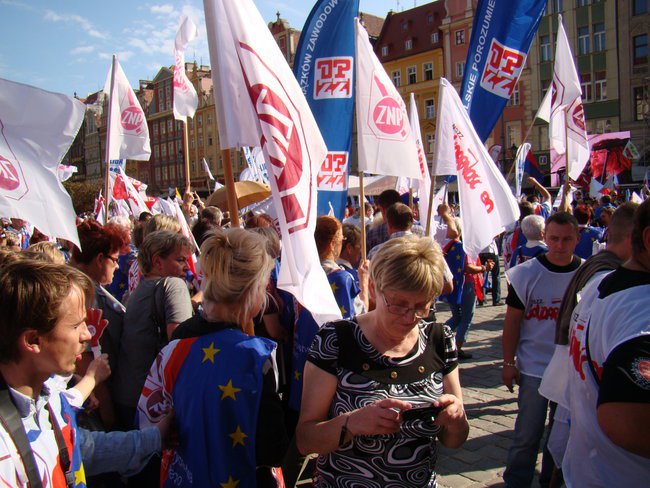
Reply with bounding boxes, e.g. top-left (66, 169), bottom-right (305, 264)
top-left (439, 241), bottom-right (466, 306)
